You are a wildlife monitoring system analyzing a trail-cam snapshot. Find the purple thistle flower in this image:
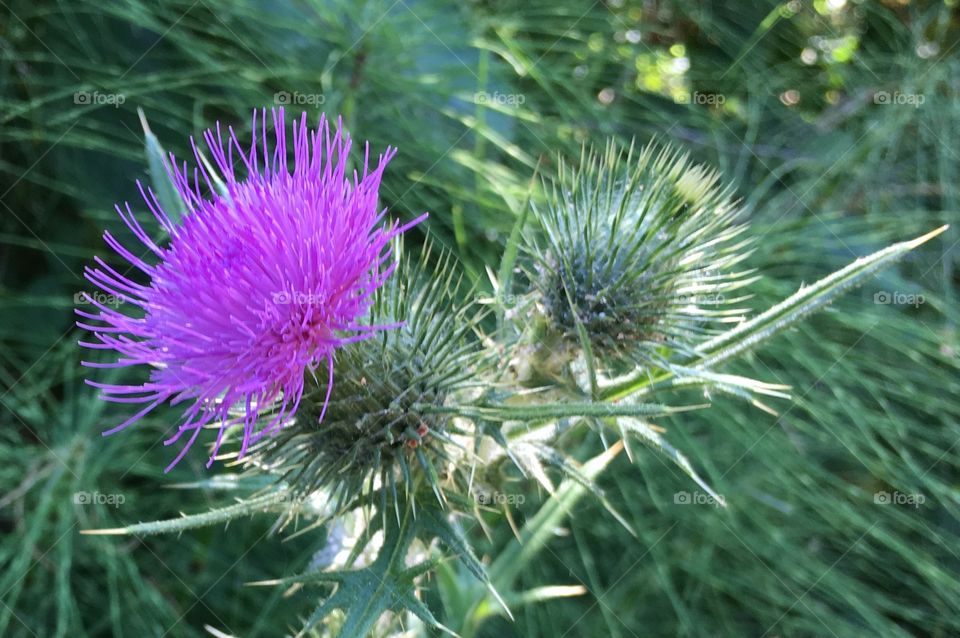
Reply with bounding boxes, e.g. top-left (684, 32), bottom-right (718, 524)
top-left (77, 108), bottom-right (424, 470)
